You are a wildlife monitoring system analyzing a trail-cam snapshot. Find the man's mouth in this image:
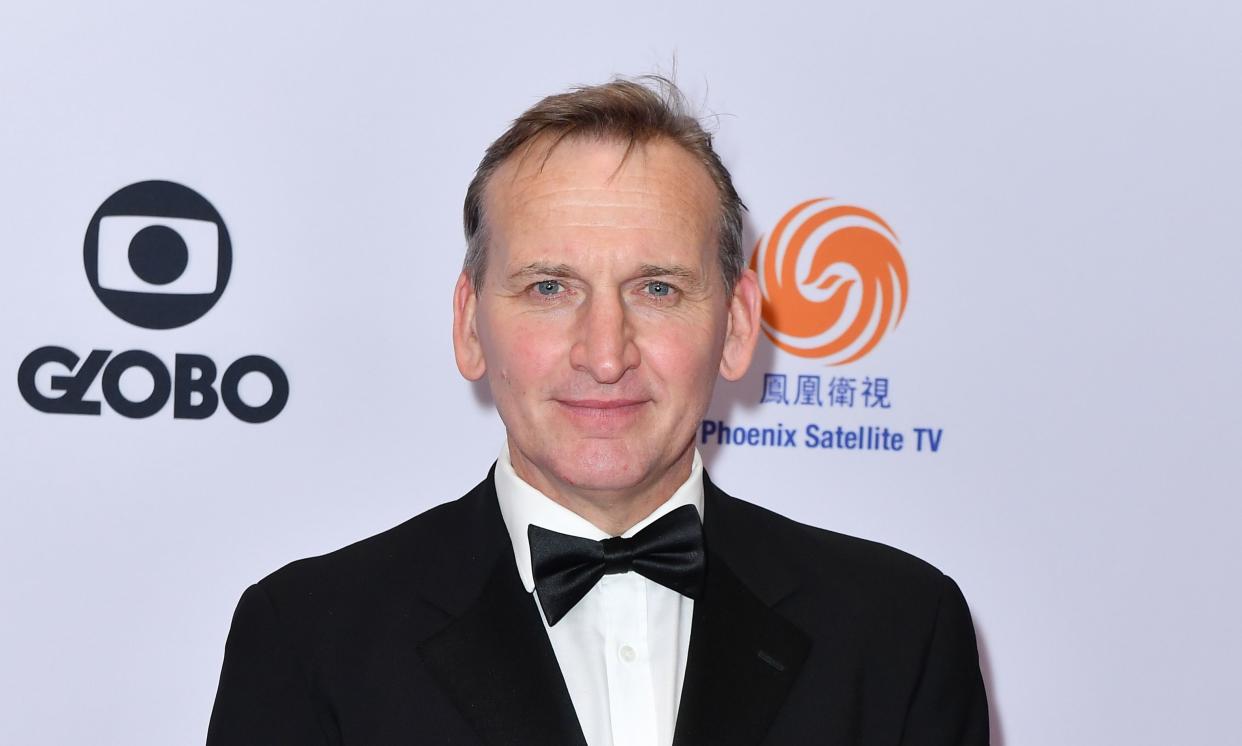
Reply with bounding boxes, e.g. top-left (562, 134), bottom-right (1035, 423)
top-left (554, 399), bottom-right (650, 426)
top-left (557, 399), bottom-right (647, 410)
